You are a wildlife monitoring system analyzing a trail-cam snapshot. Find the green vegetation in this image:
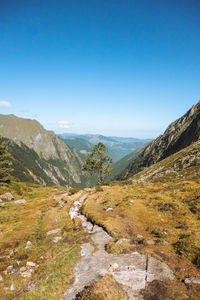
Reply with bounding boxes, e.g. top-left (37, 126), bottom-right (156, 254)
top-left (0, 137), bottom-right (13, 184)
top-left (82, 142), bottom-right (113, 184)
